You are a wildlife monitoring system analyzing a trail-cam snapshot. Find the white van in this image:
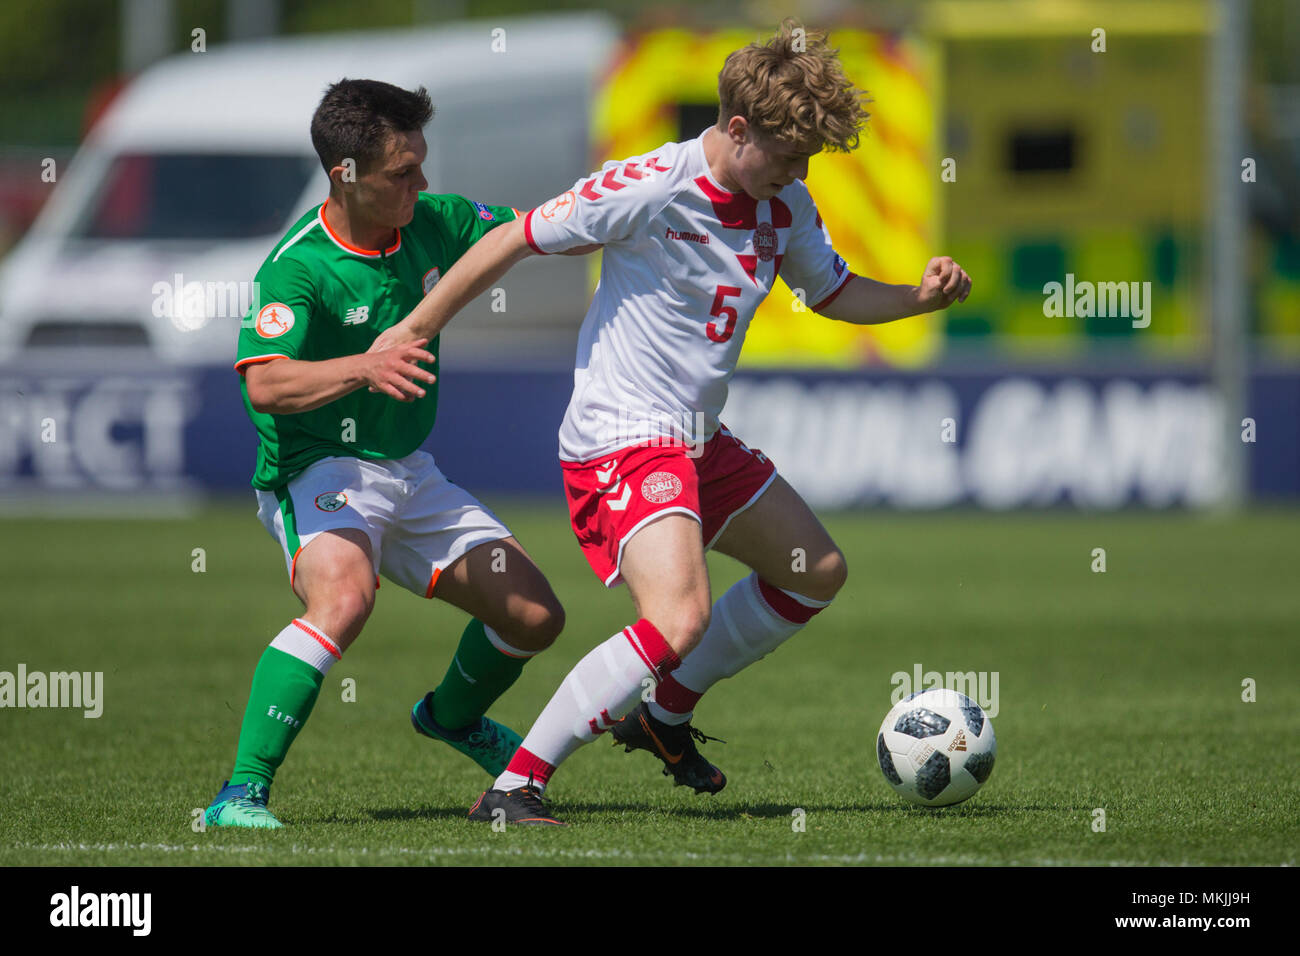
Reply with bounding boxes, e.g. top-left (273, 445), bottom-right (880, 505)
top-left (0, 13), bottom-right (617, 365)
